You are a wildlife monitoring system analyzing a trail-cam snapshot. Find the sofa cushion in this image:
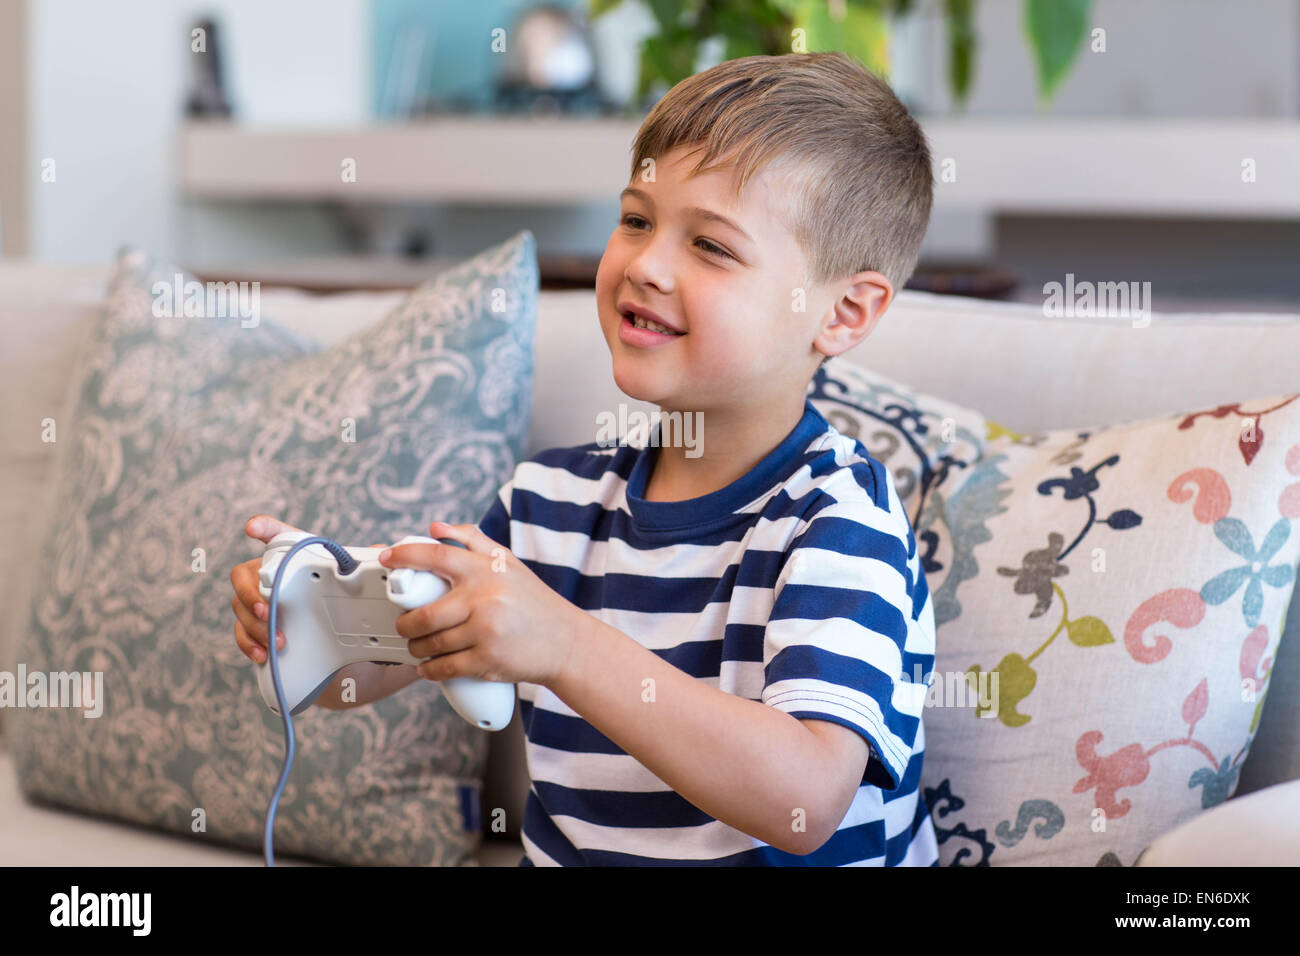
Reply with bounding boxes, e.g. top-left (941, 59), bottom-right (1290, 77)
top-left (911, 389), bottom-right (1300, 865)
top-left (8, 230), bottom-right (538, 866)
top-left (838, 289), bottom-right (1300, 437)
top-left (1135, 777), bottom-right (1300, 866)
